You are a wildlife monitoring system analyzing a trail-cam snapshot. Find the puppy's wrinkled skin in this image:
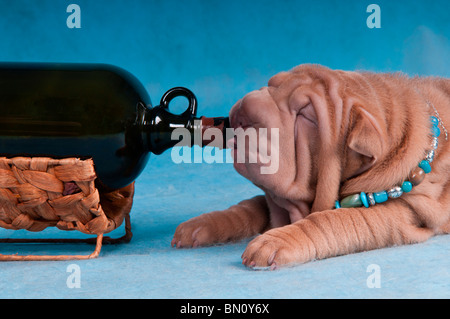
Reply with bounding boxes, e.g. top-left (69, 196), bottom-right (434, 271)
top-left (172, 64), bottom-right (450, 269)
